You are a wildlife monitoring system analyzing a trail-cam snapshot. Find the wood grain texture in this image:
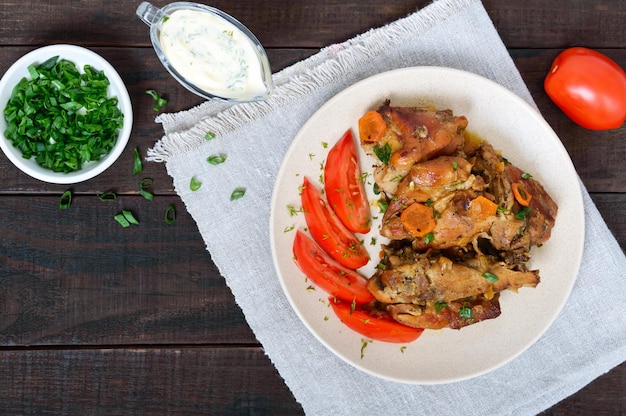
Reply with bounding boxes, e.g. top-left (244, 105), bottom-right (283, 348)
top-left (0, 0), bottom-right (624, 414)
top-left (0, 348), bottom-right (303, 415)
top-left (0, 195), bottom-right (255, 346)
